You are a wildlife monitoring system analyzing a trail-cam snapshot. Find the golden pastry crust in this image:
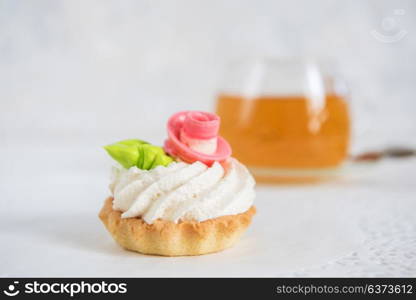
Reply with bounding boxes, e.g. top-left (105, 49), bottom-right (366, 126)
top-left (99, 197), bottom-right (256, 256)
